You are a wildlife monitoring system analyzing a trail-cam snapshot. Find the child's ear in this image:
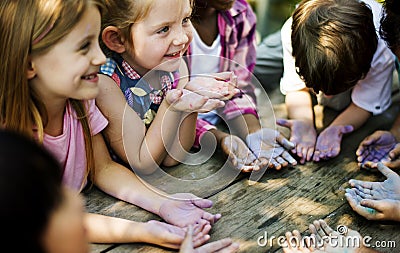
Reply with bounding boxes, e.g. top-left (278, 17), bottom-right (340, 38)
top-left (26, 58), bottom-right (36, 80)
top-left (102, 26), bottom-right (126, 54)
